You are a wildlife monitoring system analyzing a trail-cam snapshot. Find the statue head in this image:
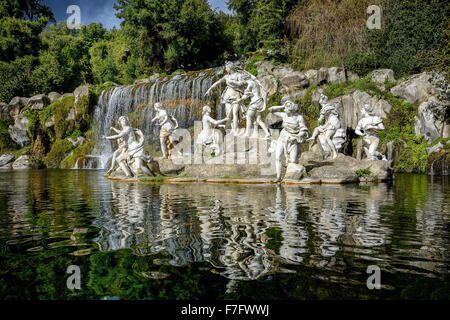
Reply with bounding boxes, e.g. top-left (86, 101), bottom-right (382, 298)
top-left (284, 99), bottom-right (299, 113)
top-left (225, 61), bottom-right (240, 73)
top-left (203, 105), bottom-right (211, 114)
top-left (118, 115), bottom-right (130, 128)
top-left (154, 102), bottom-right (163, 110)
top-left (319, 94), bottom-right (328, 105)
